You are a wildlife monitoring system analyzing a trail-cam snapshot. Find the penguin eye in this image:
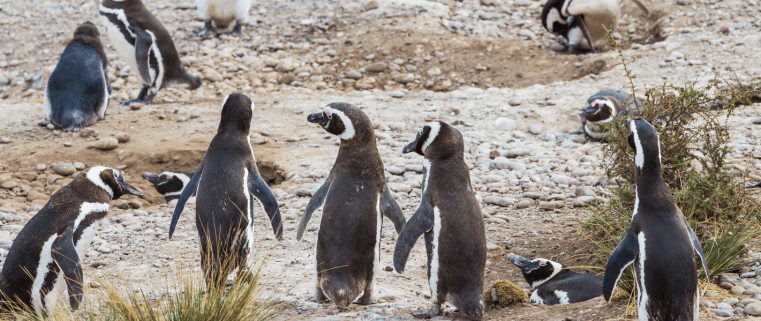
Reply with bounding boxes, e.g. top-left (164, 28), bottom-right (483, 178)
top-left (324, 111), bottom-right (332, 119)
